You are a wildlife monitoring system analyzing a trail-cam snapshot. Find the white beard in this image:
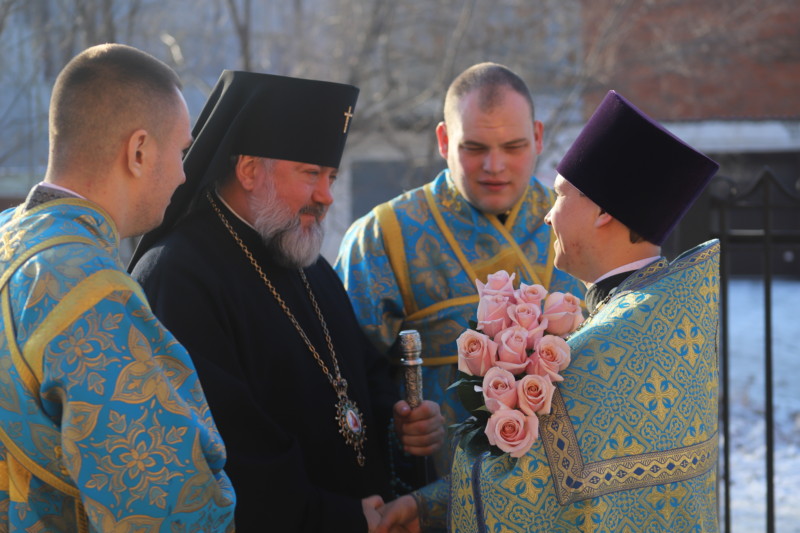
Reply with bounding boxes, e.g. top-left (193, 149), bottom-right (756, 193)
top-left (249, 170), bottom-right (325, 269)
